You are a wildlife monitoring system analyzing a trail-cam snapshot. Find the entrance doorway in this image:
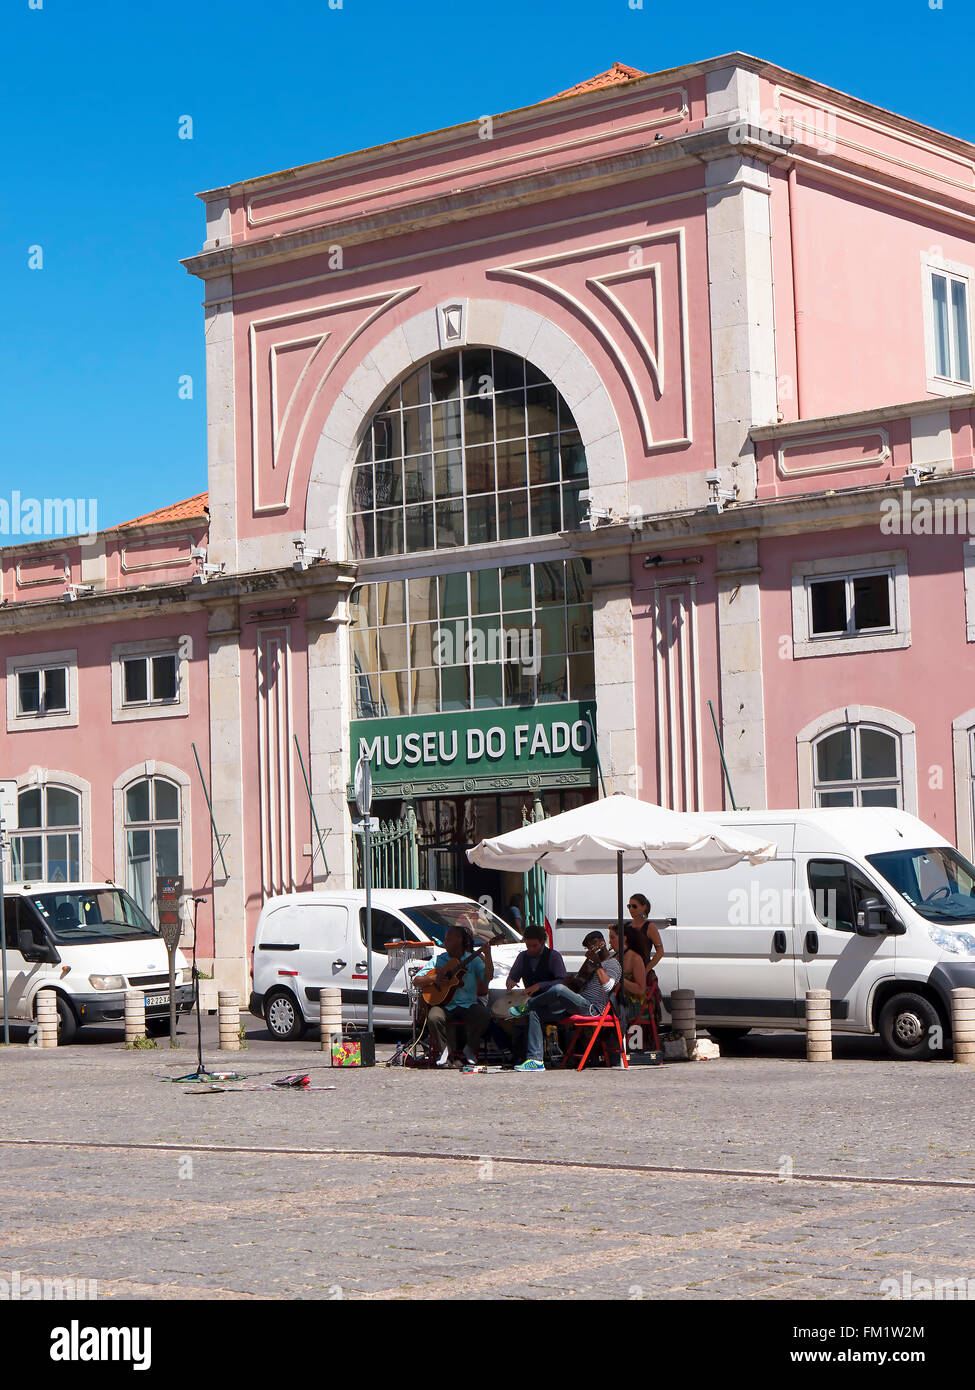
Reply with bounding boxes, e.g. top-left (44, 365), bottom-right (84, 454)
top-left (372, 788), bottom-right (596, 928)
